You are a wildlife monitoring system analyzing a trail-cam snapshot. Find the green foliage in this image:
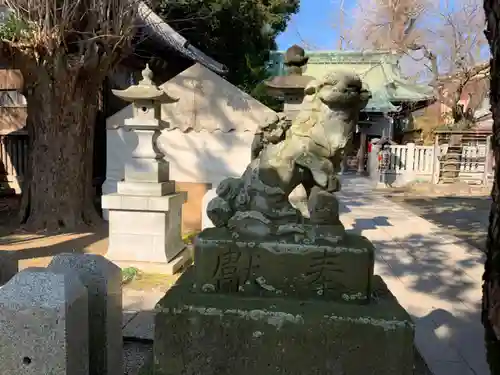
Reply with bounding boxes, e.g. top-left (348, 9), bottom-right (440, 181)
top-left (0, 12), bottom-right (31, 41)
top-left (122, 267), bottom-right (139, 284)
top-left (182, 230), bottom-right (200, 245)
top-left (156, 0), bottom-right (298, 108)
